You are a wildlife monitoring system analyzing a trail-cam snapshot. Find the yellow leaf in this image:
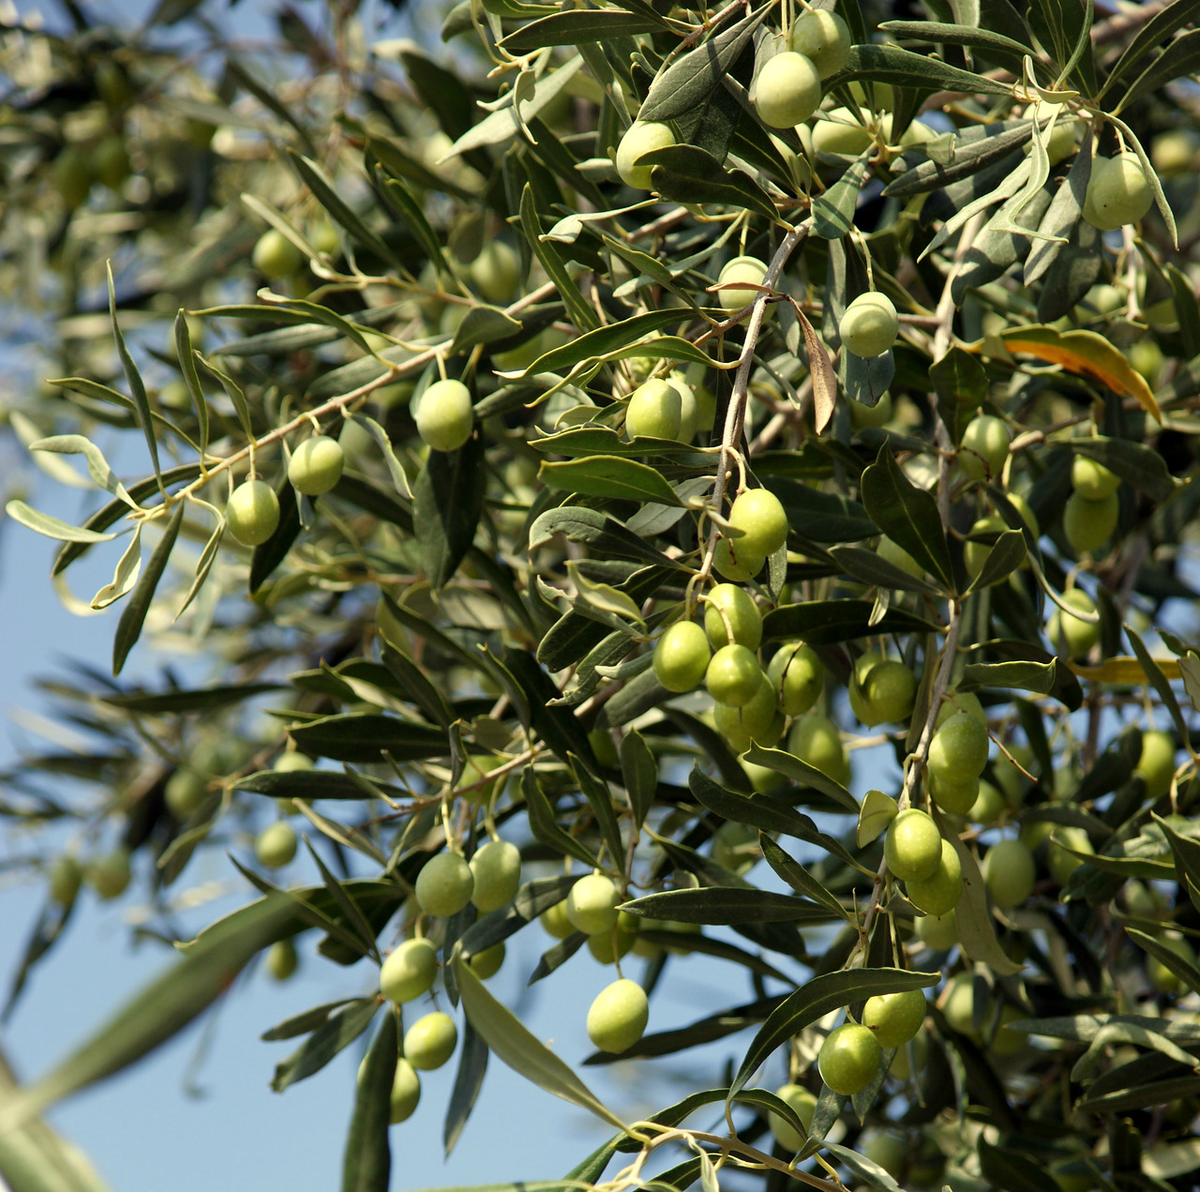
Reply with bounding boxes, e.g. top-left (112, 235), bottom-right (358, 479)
top-left (1000, 326), bottom-right (1161, 423)
top-left (1069, 656), bottom-right (1181, 684)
